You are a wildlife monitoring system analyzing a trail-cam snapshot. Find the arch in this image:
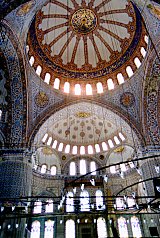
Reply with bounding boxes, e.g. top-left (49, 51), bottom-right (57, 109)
top-left (96, 190), bottom-right (104, 210)
top-left (75, 84), bottom-right (81, 95)
top-left (66, 192), bottom-right (74, 212)
top-left (0, 23), bottom-right (27, 146)
top-left (44, 73), bottom-right (51, 84)
top-left (64, 82), bottom-right (70, 93)
top-left (29, 56), bottom-right (35, 66)
top-left (36, 65), bottom-right (42, 76)
top-left (126, 66), bottom-right (134, 77)
top-left (90, 161), bottom-right (96, 175)
top-left (65, 144), bottom-right (70, 154)
top-left (117, 73), bottom-right (124, 84)
top-left (65, 220), bottom-right (75, 238)
top-left (97, 217), bottom-right (107, 238)
top-left (30, 220), bottom-right (40, 238)
top-left (131, 216), bottom-right (142, 238)
top-left (96, 82), bottom-right (103, 93)
top-left (41, 164), bottom-right (47, 174)
top-left (134, 57), bottom-right (141, 68)
top-left (44, 220), bottom-right (54, 238)
top-left (80, 159), bottom-right (86, 174)
top-left (30, 101), bottom-right (145, 150)
top-left (54, 78), bottom-right (60, 89)
top-left (45, 199), bottom-right (53, 213)
top-left (51, 165), bottom-right (57, 175)
top-left (86, 84), bottom-right (93, 95)
top-left (33, 200), bottom-right (42, 214)
top-left (80, 190), bottom-right (90, 211)
top-left (107, 78), bottom-right (114, 90)
top-left (118, 217), bottom-right (128, 238)
top-left (70, 161), bottom-right (76, 176)
top-left (140, 47), bottom-right (146, 58)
